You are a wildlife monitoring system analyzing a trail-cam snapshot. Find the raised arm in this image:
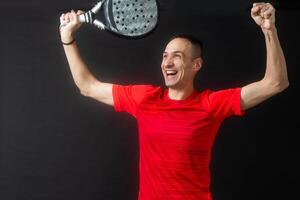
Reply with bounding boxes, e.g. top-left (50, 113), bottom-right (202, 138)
top-left (59, 10), bottom-right (114, 106)
top-left (241, 2), bottom-right (289, 110)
